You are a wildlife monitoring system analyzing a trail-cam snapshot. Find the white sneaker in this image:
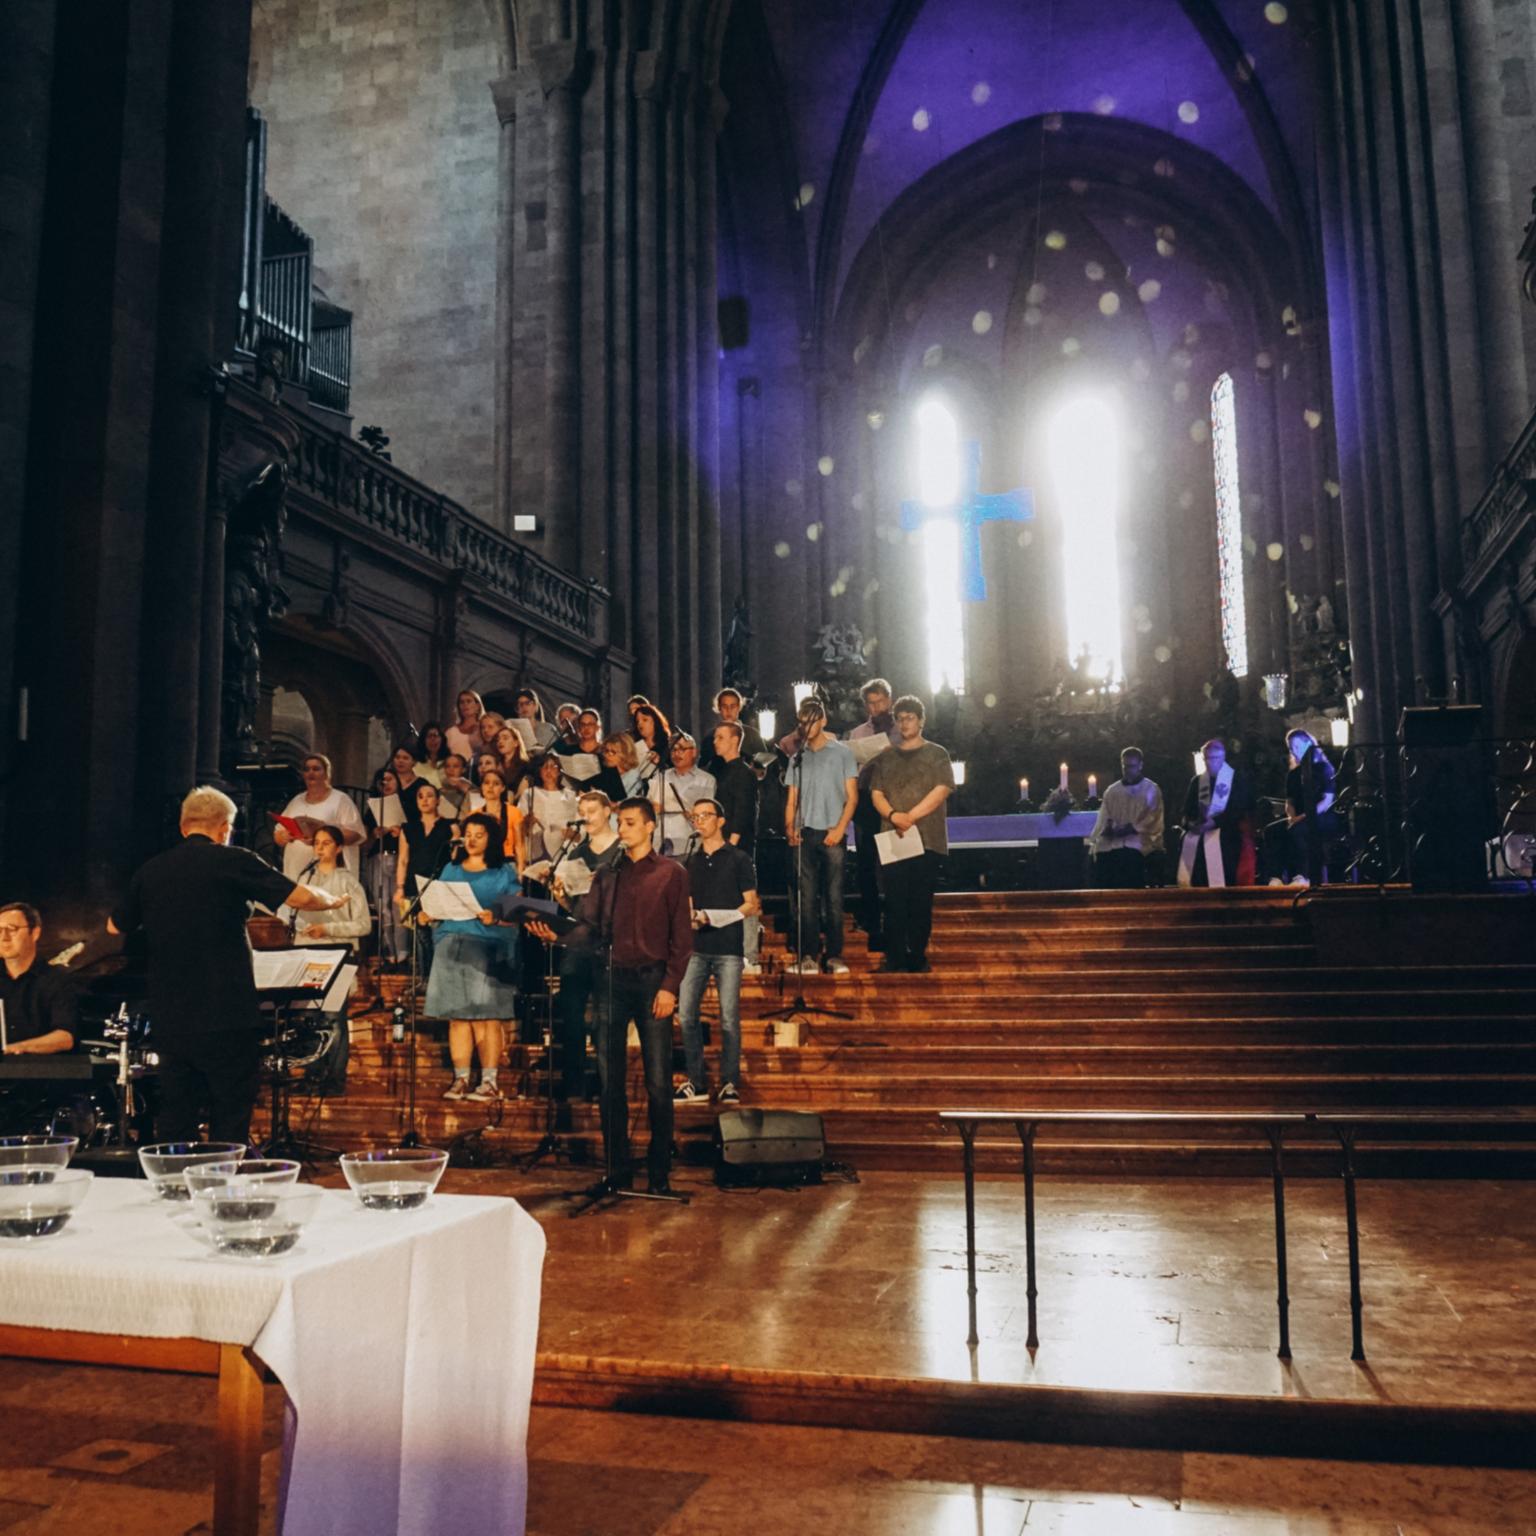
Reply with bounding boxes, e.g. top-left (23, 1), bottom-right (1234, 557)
top-left (790, 957), bottom-right (821, 976)
top-left (674, 1080), bottom-right (704, 1102)
top-left (443, 1078), bottom-right (469, 1100)
top-left (1267, 878), bottom-right (1285, 887)
top-left (1288, 875), bottom-right (1311, 888)
top-left (467, 1079), bottom-right (504, 1102)
top-left (742, 961), bottom-right (762, 976)
top-left (824, 958), bottom-right (851, 976)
